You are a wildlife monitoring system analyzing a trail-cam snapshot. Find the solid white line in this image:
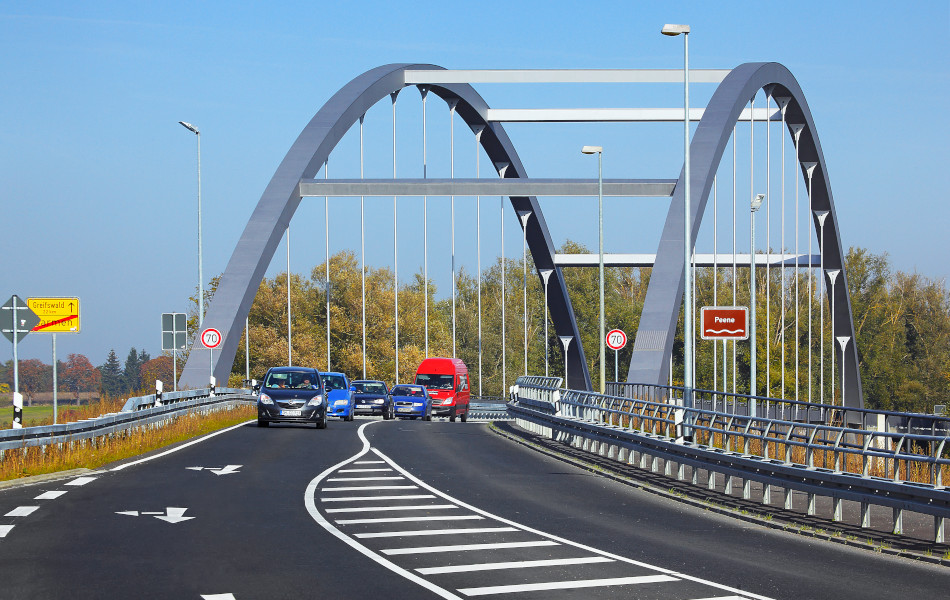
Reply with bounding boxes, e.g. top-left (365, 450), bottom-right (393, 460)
top-left (304, 421), bottom-right (464, 600)
top-left (66, 476), bottom-right (97, 486)
top-left (327, 476), bottom-right (404, 481)
top-left (416, 556), bottom-right (614, 575)
top-left (458, 575), bottom-right (677, 596)
top-left (338, 468), bottom-right (392, 472)
top-left (354, 460), bottom-right (386, 464)
top-left (322, 485), bottom-right (418, 492)
top-left (5, 506), bottom-right (39, 517)
top-left (321, 494), bottom-right (435, 502)
top-left (336, 515), bottom-right (484, 525)
top-left (356, 527), bottom-right (517, 539)
top-left (382, 540), bottom-right (558, 555)
top-left (111, 420), bottom-right (253, 472)
top-left (35, 490), bottom-right (68, 500)
top-left (686, 597), bottom-right (750, 600)
top-left (0, 525), bottom-right (13, 537)
top-left (325, 504), bottom-right (457, 514)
